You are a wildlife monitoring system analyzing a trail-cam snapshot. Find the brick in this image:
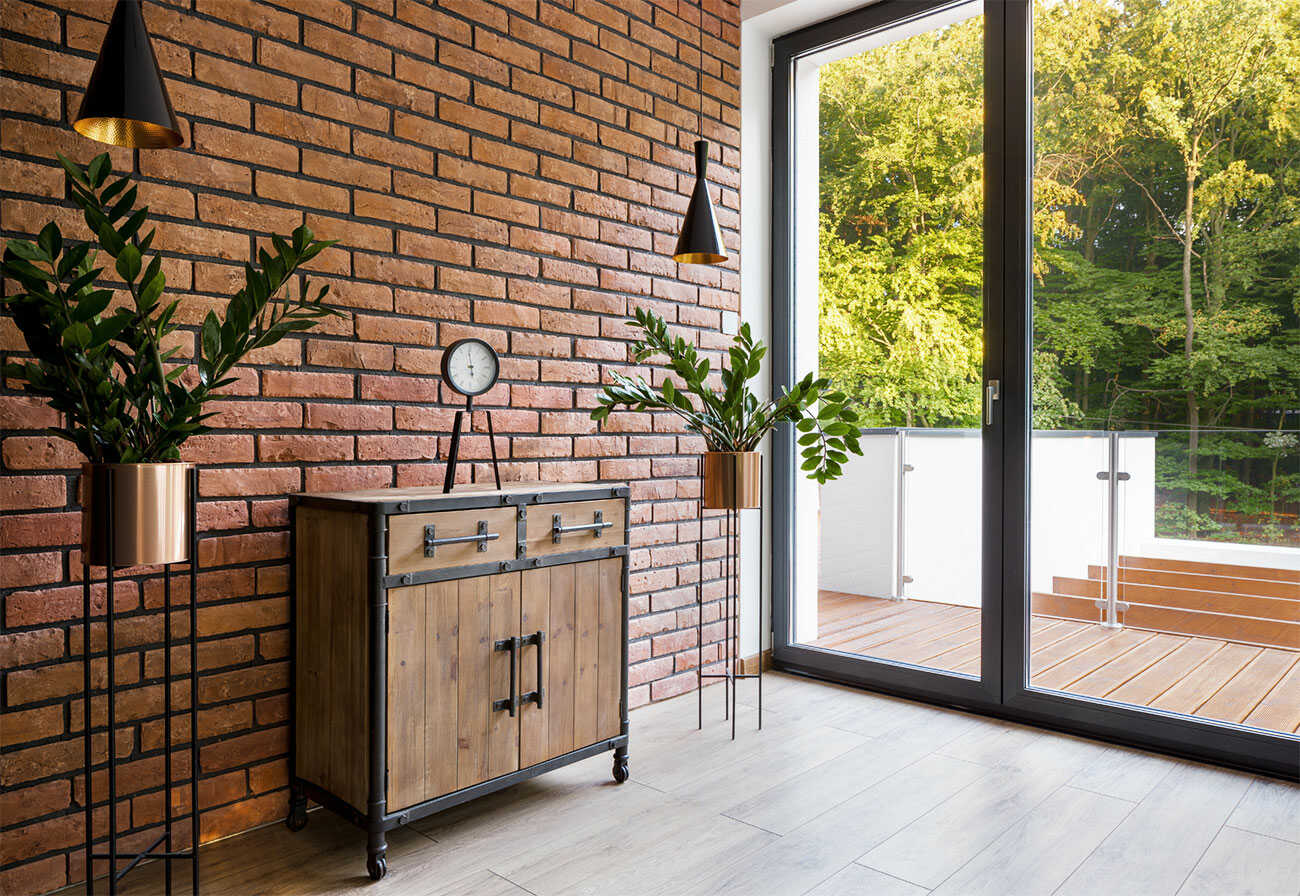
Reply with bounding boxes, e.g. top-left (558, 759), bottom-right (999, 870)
top-left (0, 1), bottom-right (745, 885)
top-left (304, 403), bottom-right (393, 431)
